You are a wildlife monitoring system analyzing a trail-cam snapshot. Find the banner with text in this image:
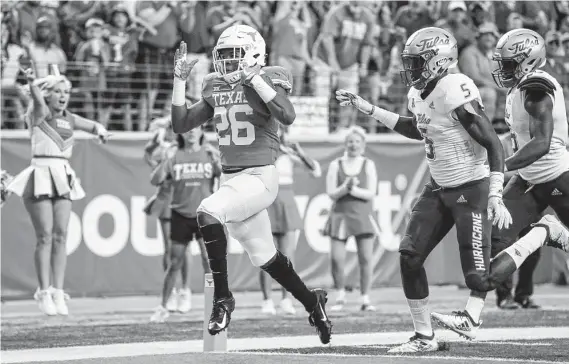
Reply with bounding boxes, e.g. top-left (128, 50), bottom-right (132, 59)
top-left (1, 136), bottom-right (556, 298)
